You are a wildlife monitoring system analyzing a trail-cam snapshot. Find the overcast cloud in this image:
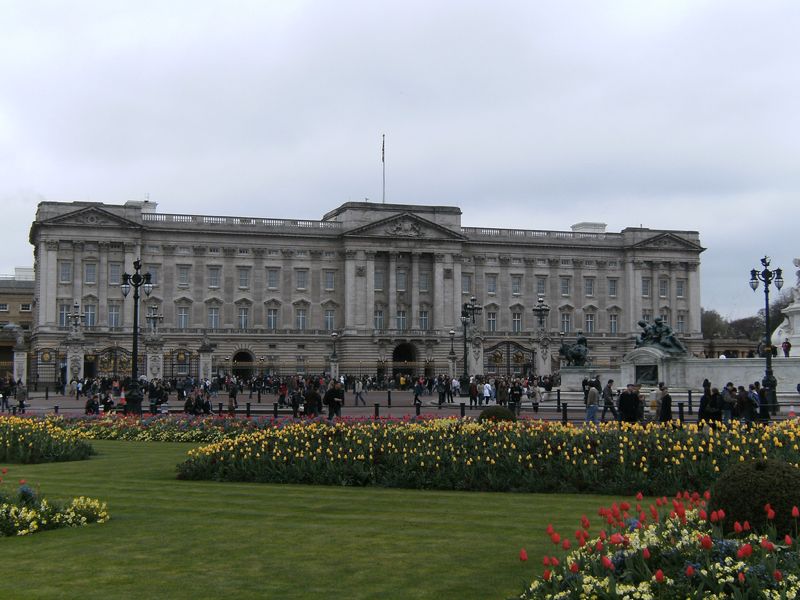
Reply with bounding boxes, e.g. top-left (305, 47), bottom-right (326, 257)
top-left (1, 0), bottom-right (797, 318)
